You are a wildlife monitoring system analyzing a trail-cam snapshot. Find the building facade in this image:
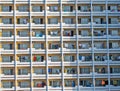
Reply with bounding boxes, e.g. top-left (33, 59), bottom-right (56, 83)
top-left (0, 0), bottom-right (120, 91)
